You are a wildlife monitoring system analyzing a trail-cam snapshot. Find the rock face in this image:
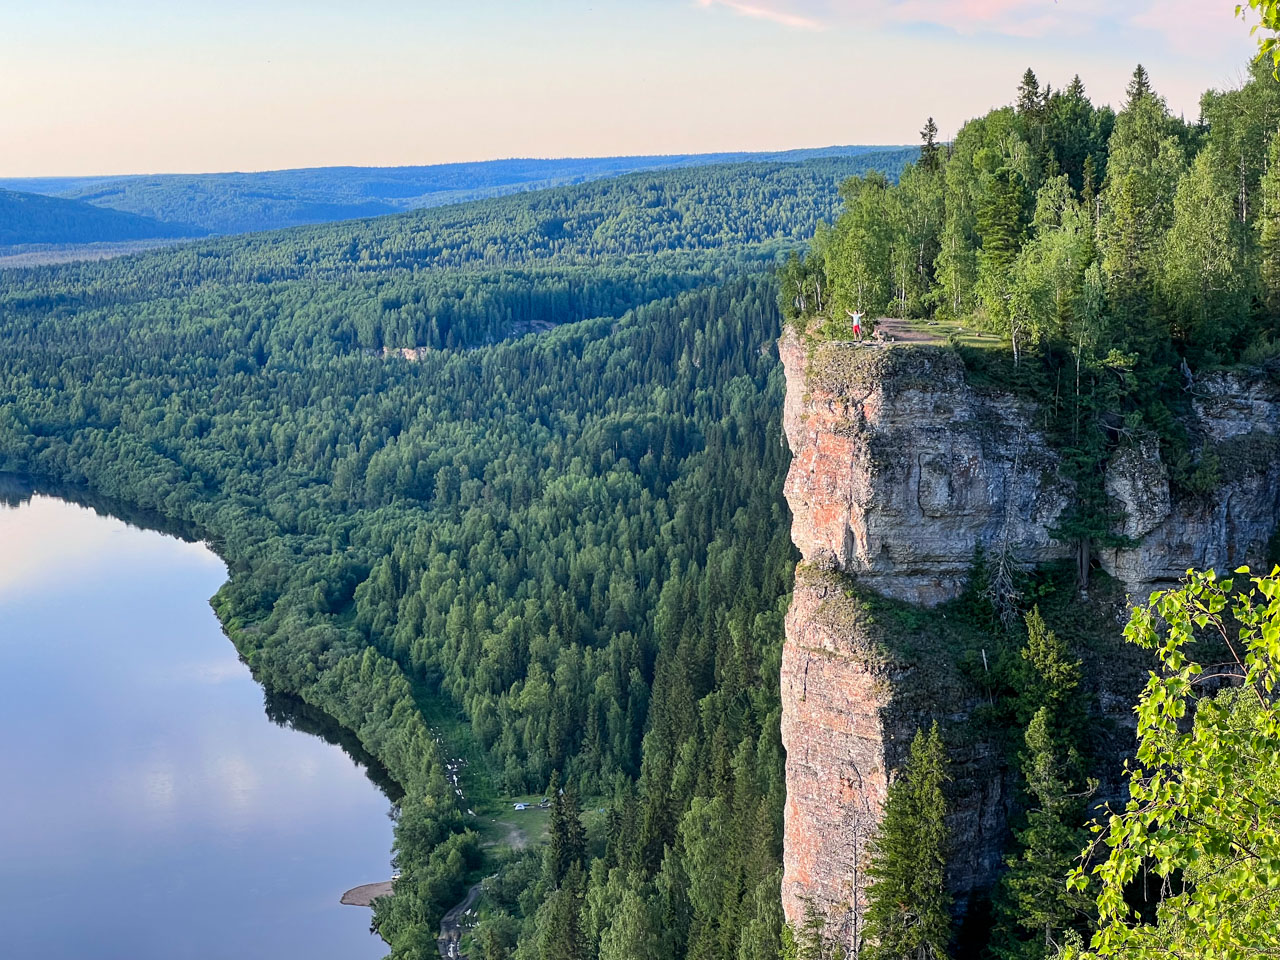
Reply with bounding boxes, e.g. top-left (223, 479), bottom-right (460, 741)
top-left (778, 328), bottom-right (1280, 947)
top-left (780, 566), bottom-right (1013, 946)
top-left (780, 328), bottom-right (1280, 605)
top-left (779, 328), bottom-right (1069, 607)
top-left (780, 568), bottom-right (893, 945)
